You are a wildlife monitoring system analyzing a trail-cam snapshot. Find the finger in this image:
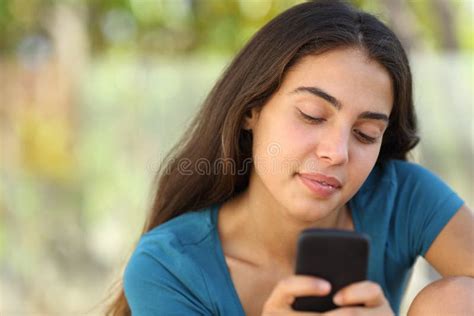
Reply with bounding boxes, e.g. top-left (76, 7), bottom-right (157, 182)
top-left (333, 281), bottom-right (385, 307)
top-left (325, 306), bottom-right (363, 316)
top-left (265, 311), bottom-right (324, 316)
top-left (264, 275), bottom-right (331, 310)
top-left (262, 310), bottom-right (326, 316)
